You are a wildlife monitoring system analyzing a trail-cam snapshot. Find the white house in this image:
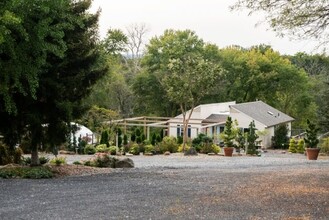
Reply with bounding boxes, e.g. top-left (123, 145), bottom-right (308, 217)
top-left (230, 101), bottom-right (294, 148)
top-left (167, 101), bottom-right (236, 140)
top-left (168, 101), bottom-right (294, 148)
